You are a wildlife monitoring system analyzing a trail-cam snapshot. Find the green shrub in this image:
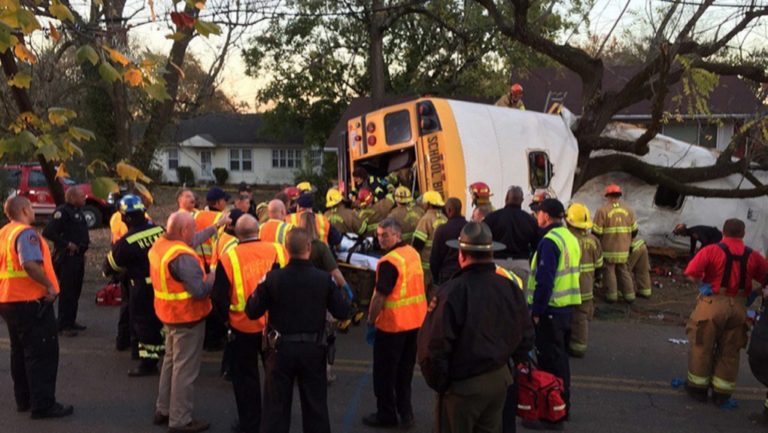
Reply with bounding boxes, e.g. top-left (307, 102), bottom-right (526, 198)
top-left (176, 166), bottom-right (195, 186)
top-left (212, 167), bottom-right (229, 185)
